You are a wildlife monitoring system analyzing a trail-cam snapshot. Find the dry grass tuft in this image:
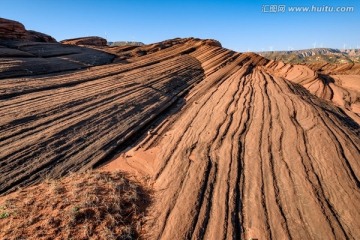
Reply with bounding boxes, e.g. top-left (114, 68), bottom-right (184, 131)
top-left (0, 171), bottom-right (151, 240)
